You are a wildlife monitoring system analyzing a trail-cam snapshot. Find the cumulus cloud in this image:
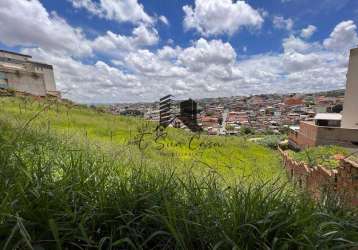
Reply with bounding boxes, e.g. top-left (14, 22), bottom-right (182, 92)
top-left (300, 25), bottom-right (317, 39)
top-left (282, 52), bottom-right (321, 72)
top-left (0, 0), bottom-right (92, 57)
top-left (16, 21), bottom-right (358, 102)
top-left (22, 24), bottom-right (353, 103)
top-left (0, 0), bottom-right (159, 59)
top-left (69, 0), bottom-right (153, 24)
top-left (282, 35), bottom-right (318, 53)
top-left (183, 0), bottom-right (264, 36)
top-left (323, 20), bottom-right (358, 52)
top-left (117, 24), bottom-right (352, 102)
top-left (21, 47), bottom-right (142, 102)
top-left (273, 16), bottom-right (294, 31)
top-left (1, 0), bottom-right (356, 103)
top-left (179, 39), bottom-right (236, 71)
top-left (92, 24), bottom-right (159, 56)
top-left (125, 50), bottom-right (164, 74)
